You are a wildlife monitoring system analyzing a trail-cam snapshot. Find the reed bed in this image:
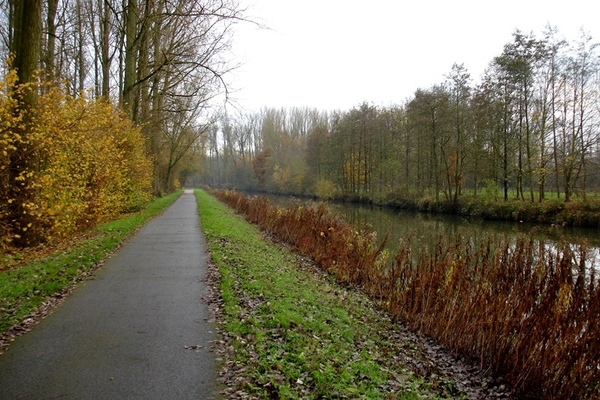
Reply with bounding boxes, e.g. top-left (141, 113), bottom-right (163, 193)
top-left (213, 189), bottom-right (599, 399)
